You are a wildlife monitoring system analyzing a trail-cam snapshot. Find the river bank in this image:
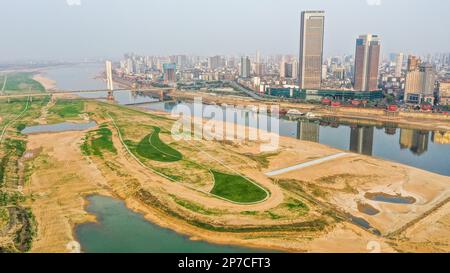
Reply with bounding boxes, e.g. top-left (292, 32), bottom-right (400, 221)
top-left (17, 98), bottom-right (450, 253)
top-left (81, 101), bottom-right (450, 252)
top-left (170, 90), bottom-right (450, 131)
top-left (32, 74), bottom-right (56, 91)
